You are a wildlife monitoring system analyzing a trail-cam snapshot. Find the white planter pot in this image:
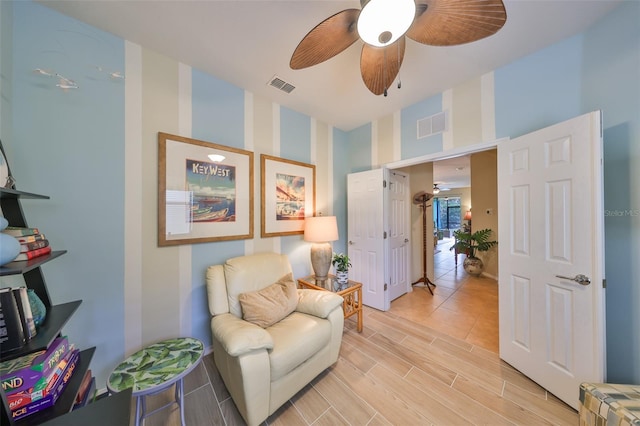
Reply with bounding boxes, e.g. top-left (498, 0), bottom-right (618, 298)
top-left (335, 271), bottom-right (349, 287)
top-left (463, 257), bottom-right (484, 276)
